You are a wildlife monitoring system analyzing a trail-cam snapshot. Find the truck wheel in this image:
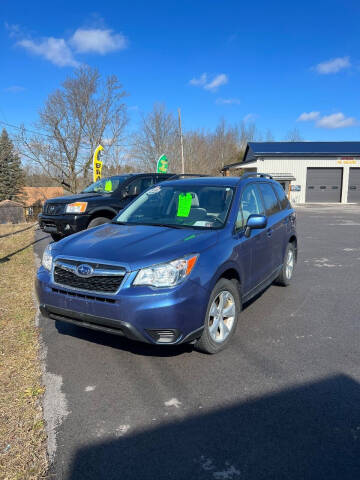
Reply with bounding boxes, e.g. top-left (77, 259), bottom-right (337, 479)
top-left (87, 217), bottom-right (111, 229)
top-left (51, 233), bottom-right (63, 242)
top-left (194, 278), bottom-right (241, 354)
